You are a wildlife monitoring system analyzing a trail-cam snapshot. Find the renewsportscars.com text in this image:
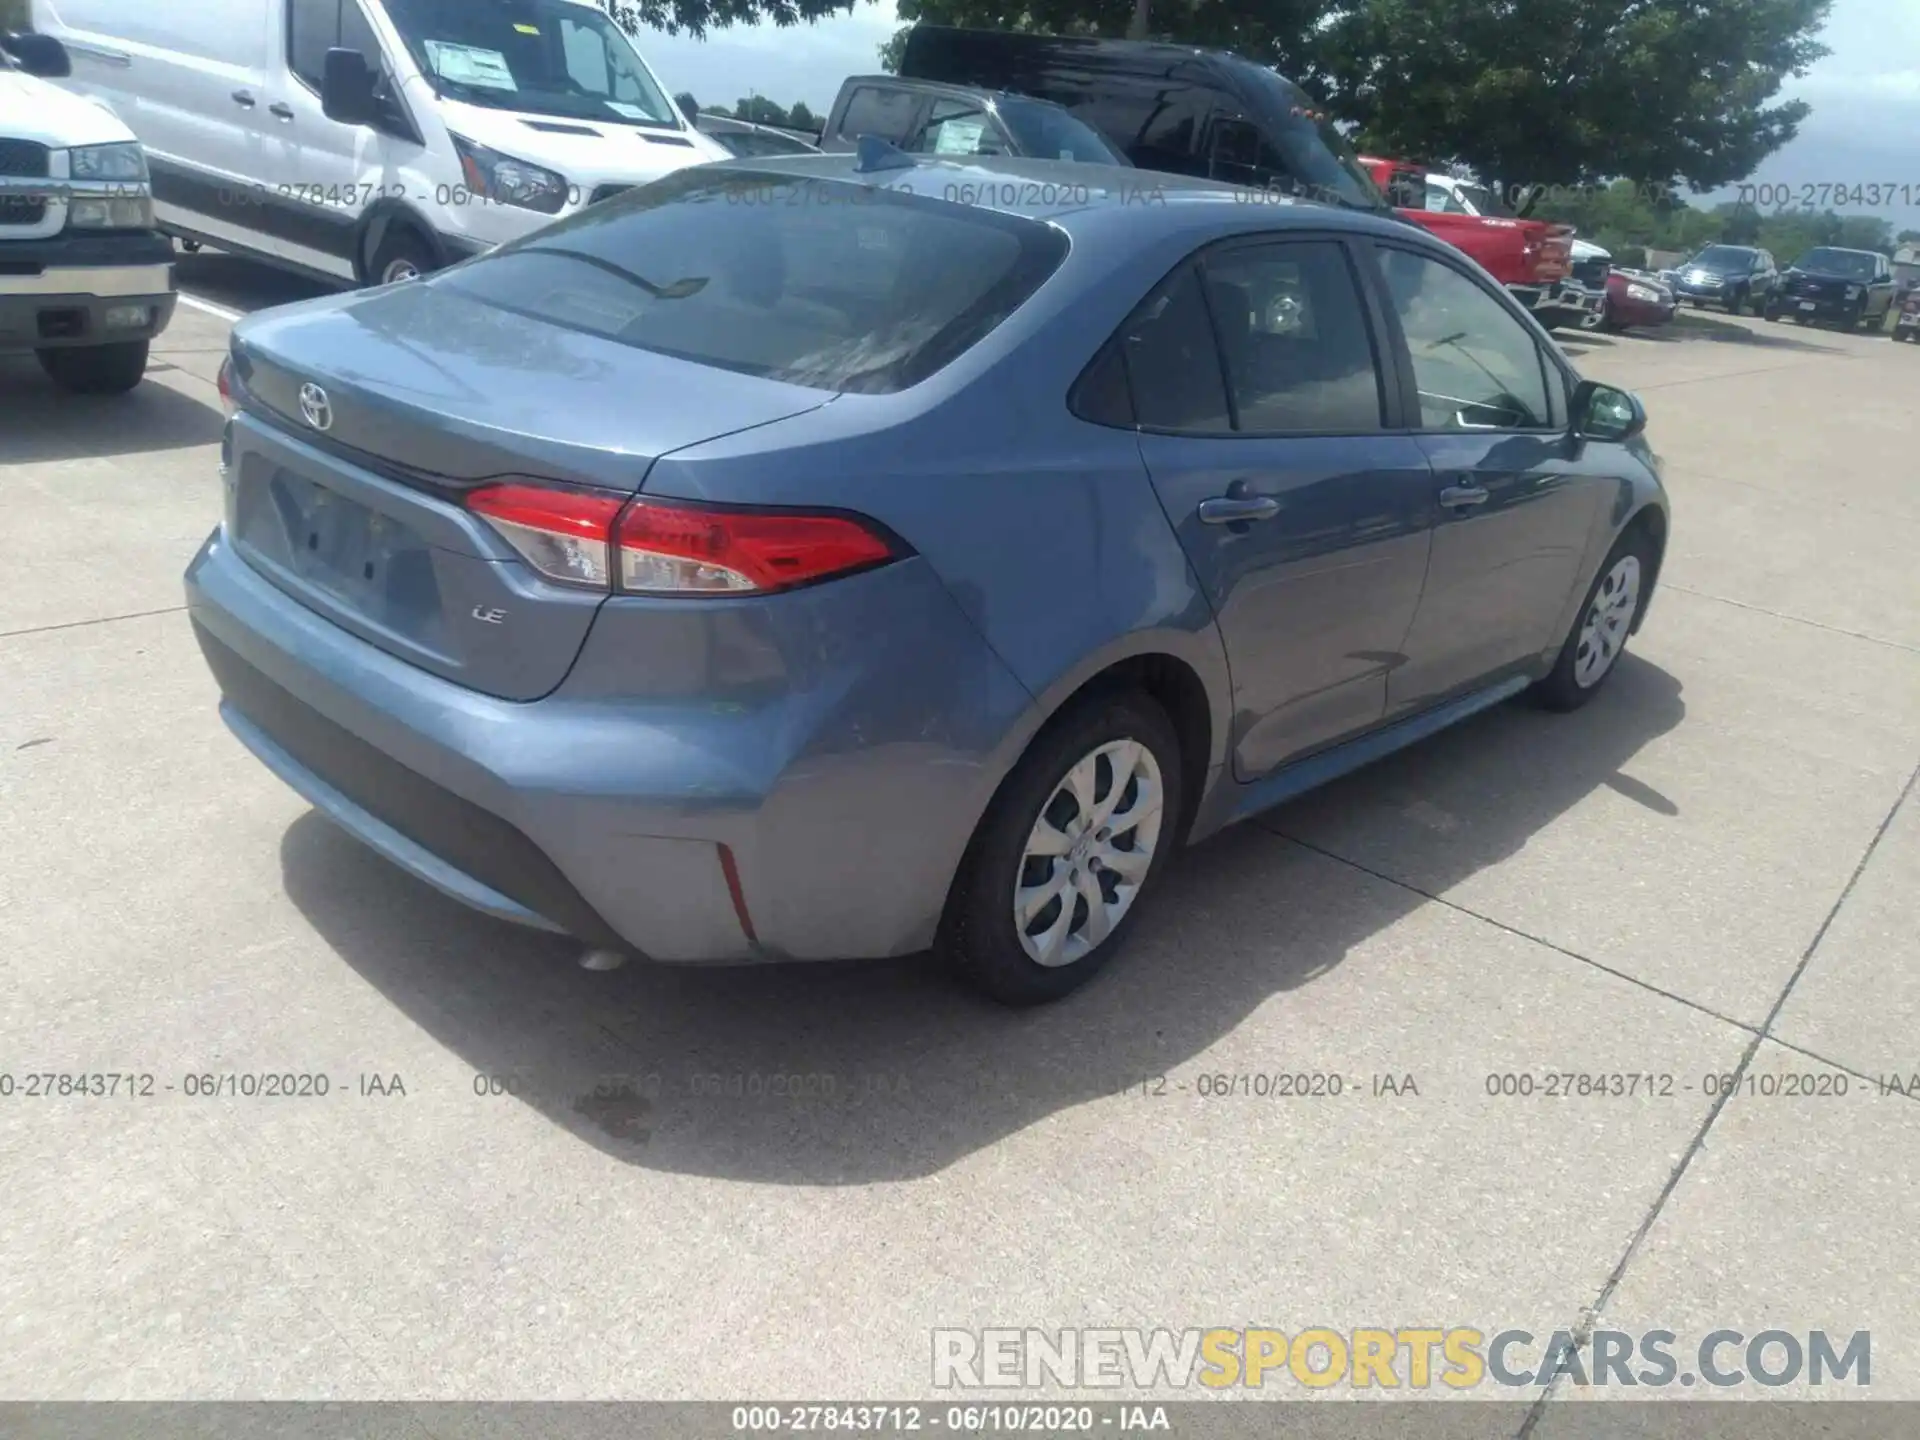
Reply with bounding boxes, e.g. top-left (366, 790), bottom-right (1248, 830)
top-left (931, 1327), bottom-right (1870, 1390)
